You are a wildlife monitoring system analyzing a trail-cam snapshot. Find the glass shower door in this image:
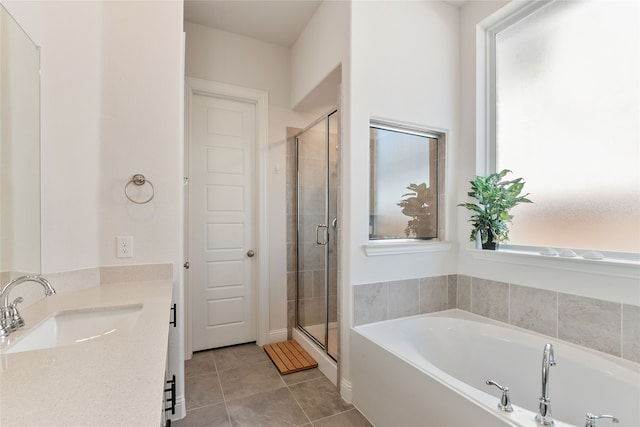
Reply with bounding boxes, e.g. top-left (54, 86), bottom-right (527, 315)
top-left (296, 111), bottom-right (338, 360)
